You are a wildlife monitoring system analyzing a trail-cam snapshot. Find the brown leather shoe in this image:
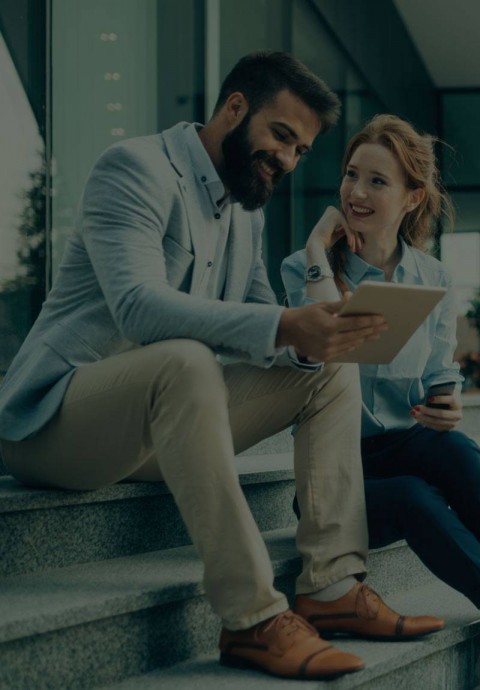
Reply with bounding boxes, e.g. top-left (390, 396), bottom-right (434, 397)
top-left (219, 609), bottom-right (364, 679)
top-left (294, 583), bottom-right (445, 640)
